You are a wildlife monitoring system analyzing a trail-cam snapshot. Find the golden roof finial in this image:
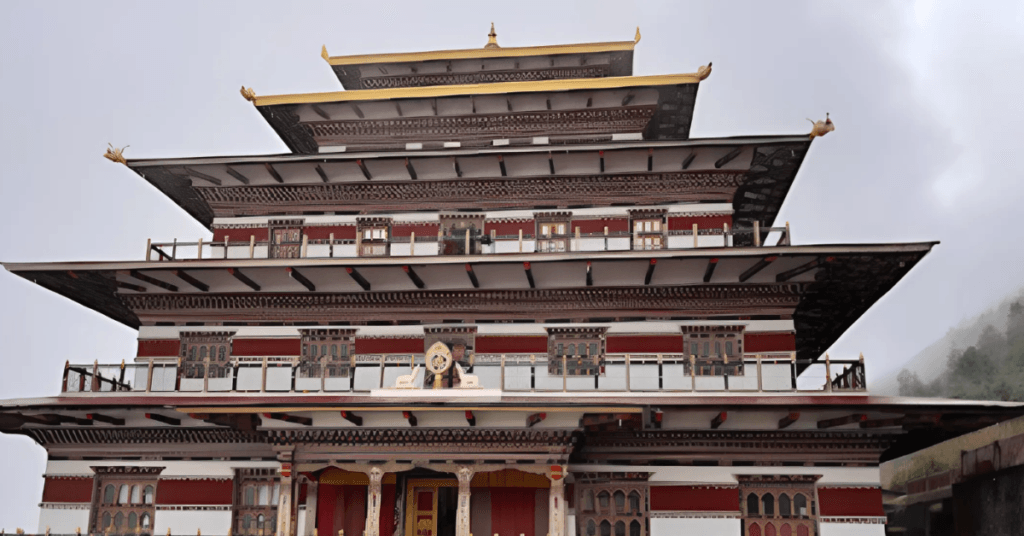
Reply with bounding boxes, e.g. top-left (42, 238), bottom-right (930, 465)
top-left (808, 112), bottom-right (835, 139)
top-left (240, 86), bottom-right (256, 103)
top-left (103, 143), bottom-right (128, 165)
top-left (321, 45), bottom-right (329, 62)
top-left (634, 27), bottom-right (641, 44)
top-left (696, 62), bottom-right (712, 81)
top-left (485, 22), bottom-right (500, 49)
